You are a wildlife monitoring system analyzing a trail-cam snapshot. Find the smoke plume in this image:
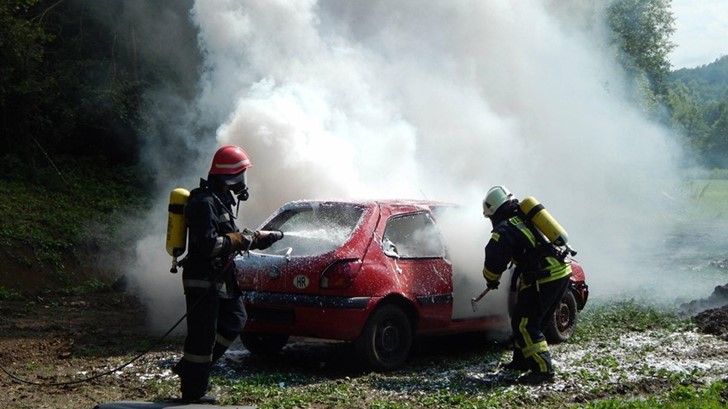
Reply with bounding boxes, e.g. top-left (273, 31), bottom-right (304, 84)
top-left (124, 1), bottom-right (698, 332)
